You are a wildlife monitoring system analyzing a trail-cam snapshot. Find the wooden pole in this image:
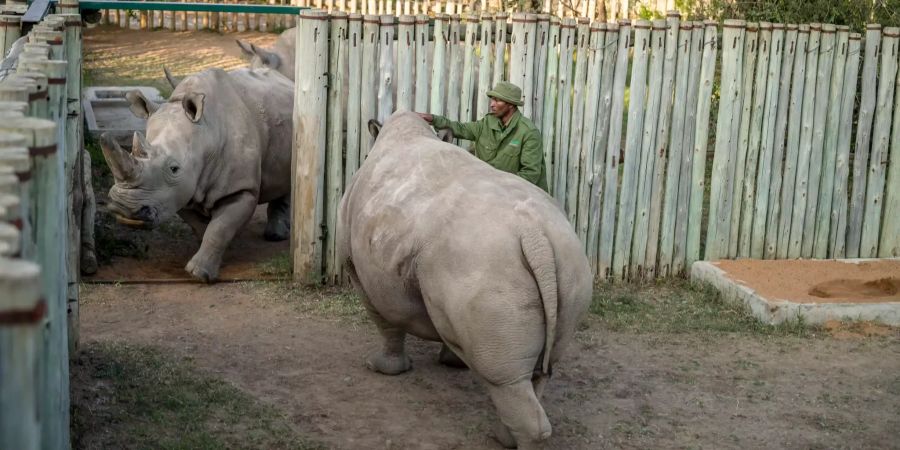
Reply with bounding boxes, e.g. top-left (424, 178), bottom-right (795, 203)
top-left (728, 23), bottom-right (757, 259)
top-left (415, 14), bottom-right (431, 113)
top-left (540, 15), bottom-right (559, 192)
top-left (576, 23), bottom-right (605, 248)
top-left (0, 257), bottom-right (43, 450)
top-left (763, 25), bottom-right (798, 259)
top-left (829, 33), bottom-right (861, 258)
top-left (552, 18), bottom-right (574, 205)
top-left (492, 12), bottom-right (508, 88)
top-left (860, 27), bottom-right (898, 258)
top-left (586, 22), bottom-right (618, 274)
top-left (846, 24), bottom-right (881, 258)
top-left (377, 15), bottom-right (395, 123)
top-left (812, 25), bottom-right (844, 259)
top-left (476, 13), bottom-right (493, 119)
top-left (291, 10), bottom-right (329, 285)
top-left (446, 14), bottom-right (462, 123)
top-left (345, 14), bottom-right (363, 186)
top-left (429, 14), bottom-right (448, 117)
top-left (325, 12), bottom-right (347, 284)
top-left (706, 19), bottom-right (745, 261)
top-left (597, 20), bottom-right (629, 279)
top-left (459, 13), bottom-right (478, 124)
top-left (396, 15), bottom-right (415, 112)
top-left (631, 19), bottom-right (665, 277)
top-left (879, 30), bottom-right (900, 257)
top-left (750, 23), bottom-right (785, 259)
top-left (360, 15), bottom-right (379, 161)
top-left (613, 19), bottom-right (651, 280)
top-left (565, 18), bottom-right (589, 227)
top-left (532, 14), bottom-right (550, 130)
